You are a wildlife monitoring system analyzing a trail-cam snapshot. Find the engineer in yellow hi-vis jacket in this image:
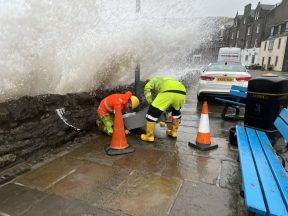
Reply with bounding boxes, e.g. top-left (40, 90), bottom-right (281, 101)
top-left (141, 77), bottom-right (186, 142)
